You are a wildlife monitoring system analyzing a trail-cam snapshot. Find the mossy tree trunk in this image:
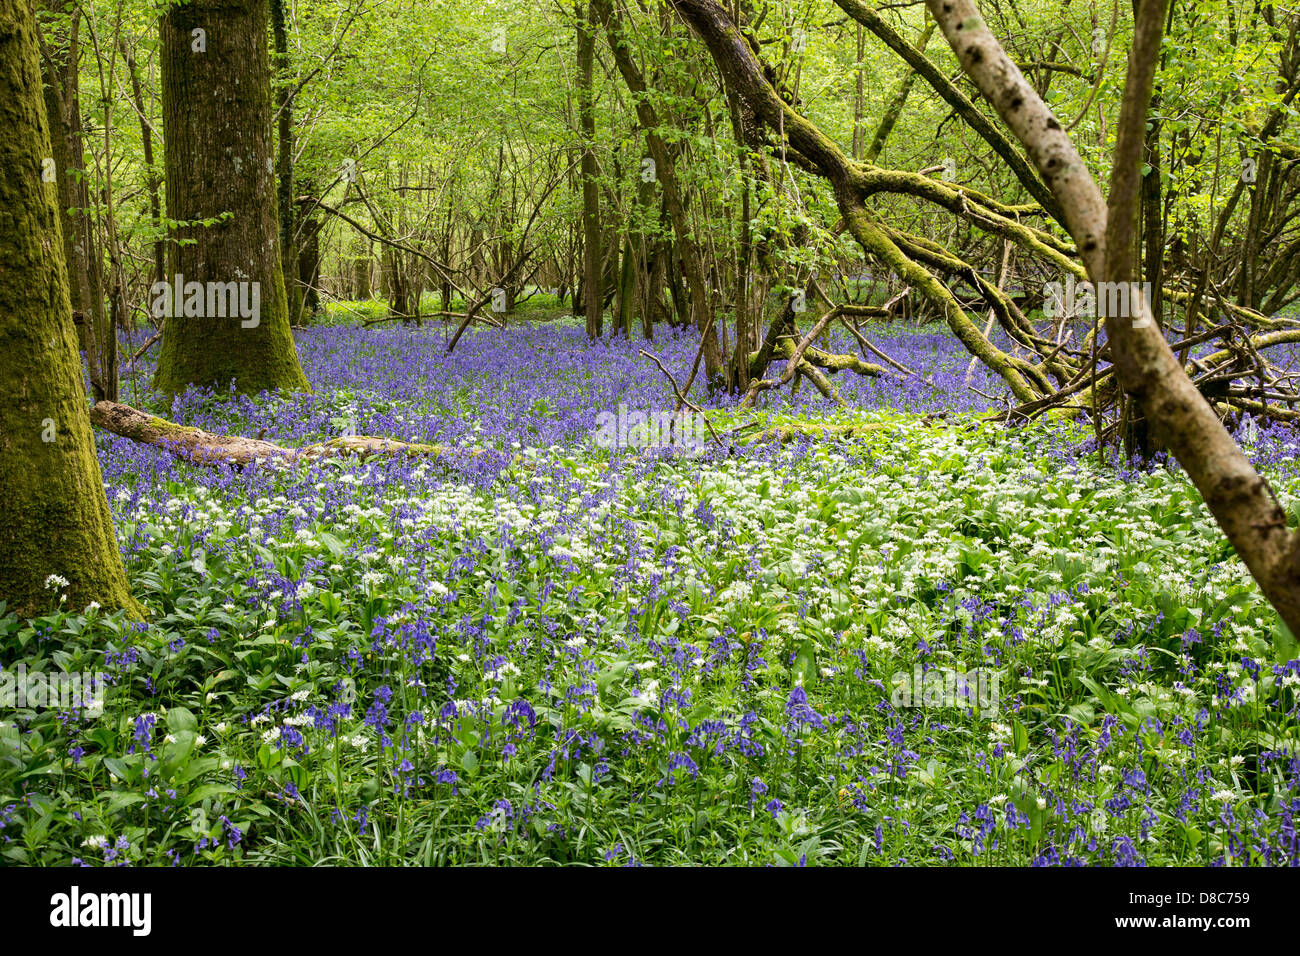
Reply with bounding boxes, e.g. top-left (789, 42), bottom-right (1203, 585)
top-left (90, 401), bottom-right (487, 468)
top-left (923, 0), bottom-right (1300, 636)
top-left (0, 0), bottom-right (140, 618)
top-left (119, 37), bottom-right (166, 294)
top-left (598, 0), bottom-right (724, 386)
top-left (577, 1), bottom-right (603, 340)
top-left (297, 214), bottom-right (322, 321)
top-left (154, 0), bottom-right (309, 397)
top-left (270, 0), bottom-right (303, 325)
top-left (615, 171), bottom-right (654, 338)
top-left (353, 238), bottom-right (371, 300)
top-left (671, 0), bottom-right (1042, 403)
top-left (36, 4), bottom-right (115, 402)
